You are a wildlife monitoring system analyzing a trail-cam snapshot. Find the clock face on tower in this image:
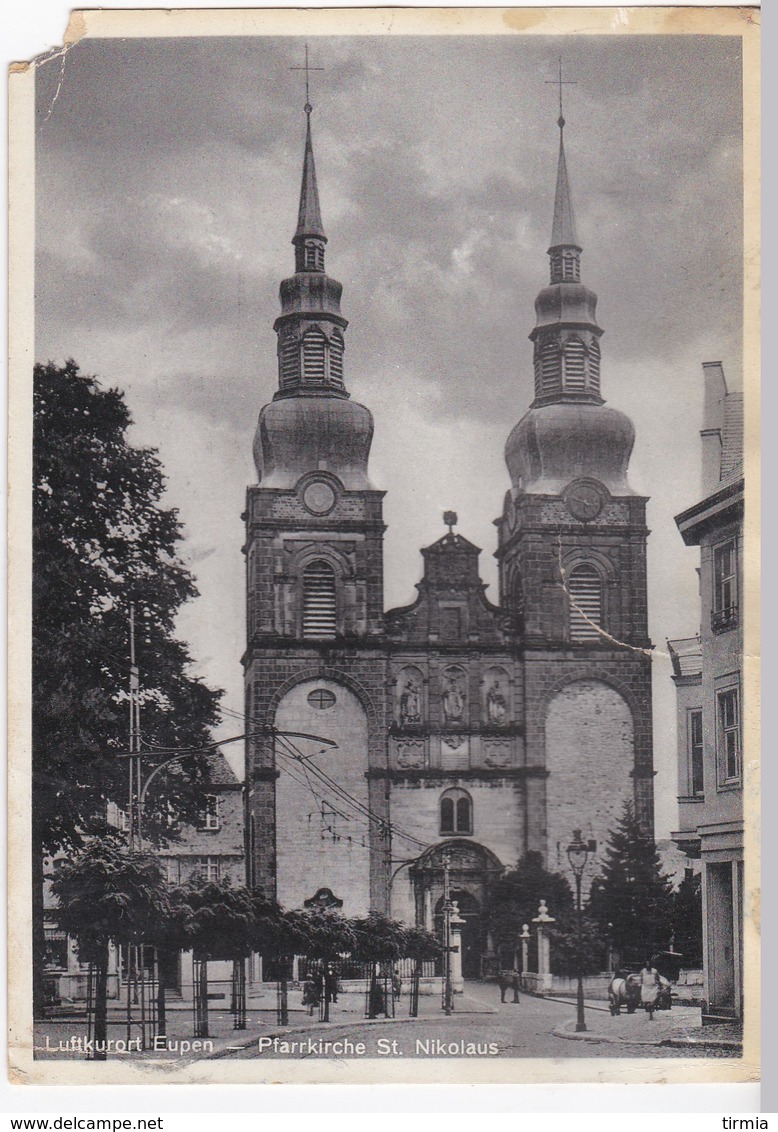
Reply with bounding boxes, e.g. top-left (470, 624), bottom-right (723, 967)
top-left (565, 480), bottom-right (604, 522)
